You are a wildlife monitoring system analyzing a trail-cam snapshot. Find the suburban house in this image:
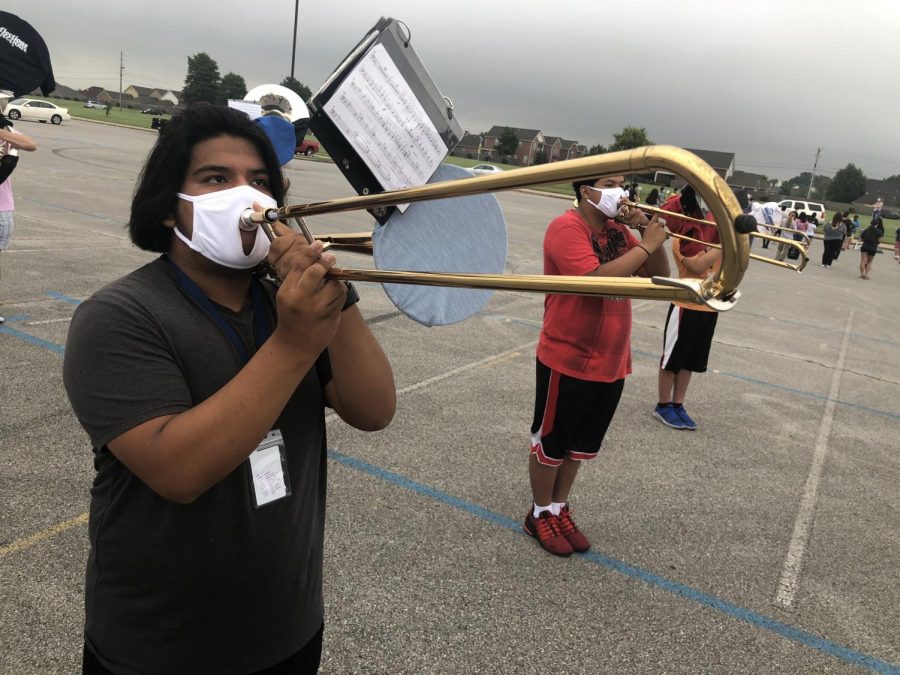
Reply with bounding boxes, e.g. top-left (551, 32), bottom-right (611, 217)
top-left (123, 85), bottom-right (180, 106)
top-left (654, 148), bottom-right (735, 186)
top-left (853, 178), bottom-right (900, 210)
top-left (727, 170), bottom-right (772, 192)
top-left (450, 132), bottom-right (483, 159)
top-left (558, 139), bottom-right (580, 161)
top-left (482, 126), bottom-right (545, 166)
top-left (541, 136), bottom-right (563, 162)
top-left (150, 88), bottom-right (180, 105)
